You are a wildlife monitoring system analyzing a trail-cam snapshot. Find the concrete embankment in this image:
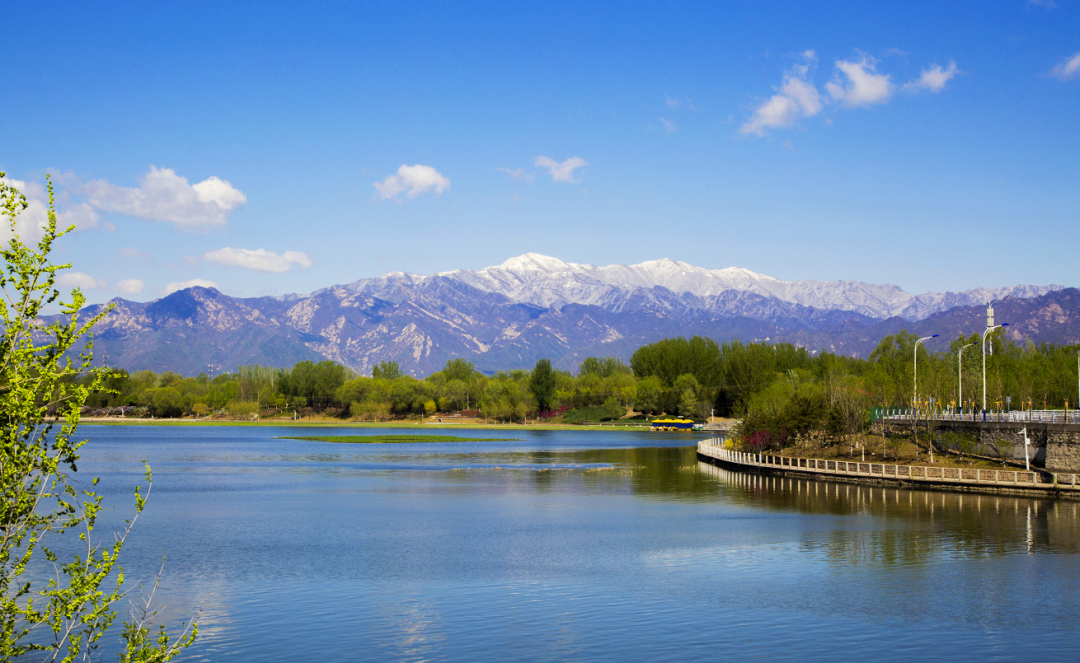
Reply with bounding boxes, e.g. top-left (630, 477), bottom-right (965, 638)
top-left (883, 415), bottom-right (1080, 472)
top-left (697, 438), bottom-right (1080, 500)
